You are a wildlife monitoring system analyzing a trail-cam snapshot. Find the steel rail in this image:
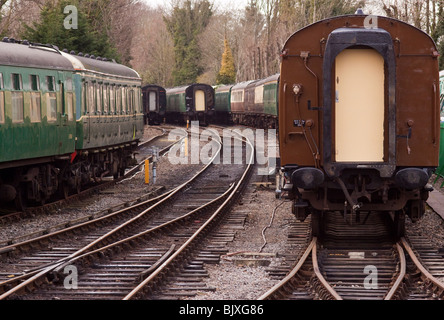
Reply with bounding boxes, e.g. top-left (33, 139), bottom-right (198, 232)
top-left (258, 238), bottom-right (316, 300)
top-left (0, 187), bottom-right (173, 256)
top-left (51, 182), bottom-right (237, 277)
top-left (122, 131), bottom-right (254, 300)
top-left (0, 128), bottom-right (171, 223)
top-left (401, 237), bottom-right (444, 292)
top-left (0, 128), bottom-right (186, 258)
top-left (0, 187), bottom-right (178, 296)
top-left (384, 242), bottom-right (406, 300)
top-left (117, 128), bottom-right (185, 180)
top-left (1, 130), bottom-right (184, 251)
top-left (0, 130), bottom-right (220, 300)
top-left (311, 237), bottom-right (343, 300)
